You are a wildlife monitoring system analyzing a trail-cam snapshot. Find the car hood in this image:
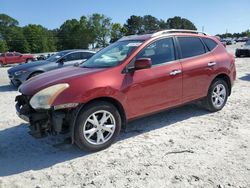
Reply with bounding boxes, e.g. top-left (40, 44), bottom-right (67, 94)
top-left (19, 66), bottom-right (104, 96)
top-left (8, 60), bottom-right (50, 74)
